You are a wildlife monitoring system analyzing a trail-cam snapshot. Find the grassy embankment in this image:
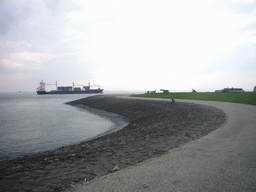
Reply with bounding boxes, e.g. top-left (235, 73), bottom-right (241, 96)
top-left (132, 92), bottom-right (256, 106)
